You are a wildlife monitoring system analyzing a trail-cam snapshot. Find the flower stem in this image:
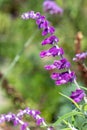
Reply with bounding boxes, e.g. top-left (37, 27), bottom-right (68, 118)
top-left (0, 30), bottom-right (38, 86)
top-left (63, 119), bottom-right (78, 130)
